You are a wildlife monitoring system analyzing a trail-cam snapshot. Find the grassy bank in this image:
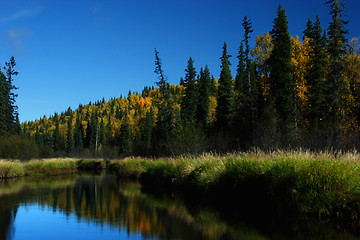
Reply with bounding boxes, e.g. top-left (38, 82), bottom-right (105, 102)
top-left (0, 158), bottom-right (105, 178)
top-left (2, 151), bottom-right (360, 222)
top-left (109, 151), bottom-right (360, 221)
